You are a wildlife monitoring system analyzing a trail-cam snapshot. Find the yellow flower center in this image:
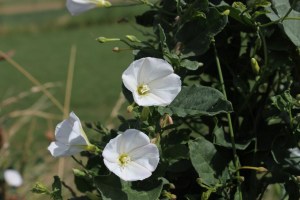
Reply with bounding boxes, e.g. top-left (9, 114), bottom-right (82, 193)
top-left (118, 154), bottom-right (131, 166)
top-left (137, 84), bottom-right (150, 95)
